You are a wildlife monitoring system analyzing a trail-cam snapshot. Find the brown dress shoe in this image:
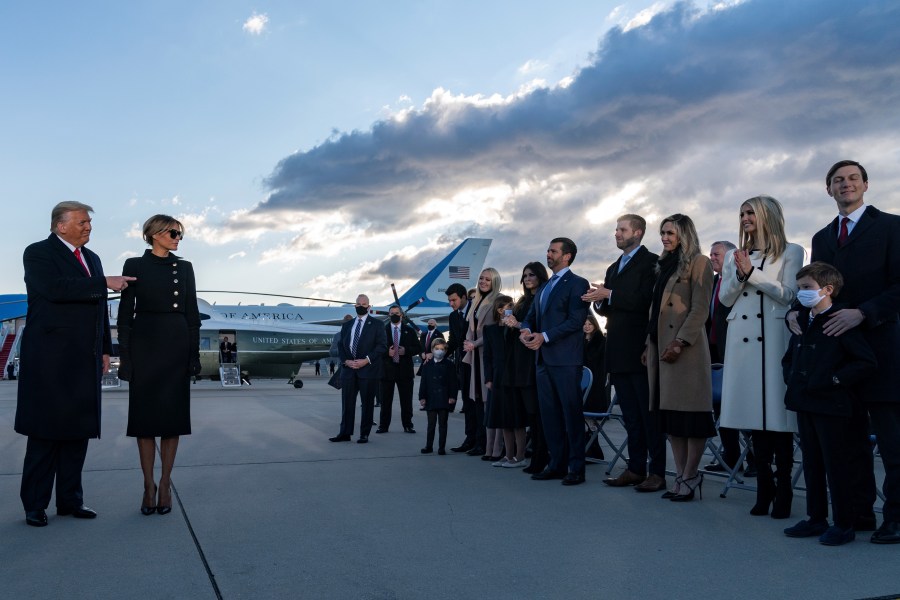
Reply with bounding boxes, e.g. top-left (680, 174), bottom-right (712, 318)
top-left (634, 473), bottom-right (667, 492)
top-left (603, 469), bottom-right (645, 487)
